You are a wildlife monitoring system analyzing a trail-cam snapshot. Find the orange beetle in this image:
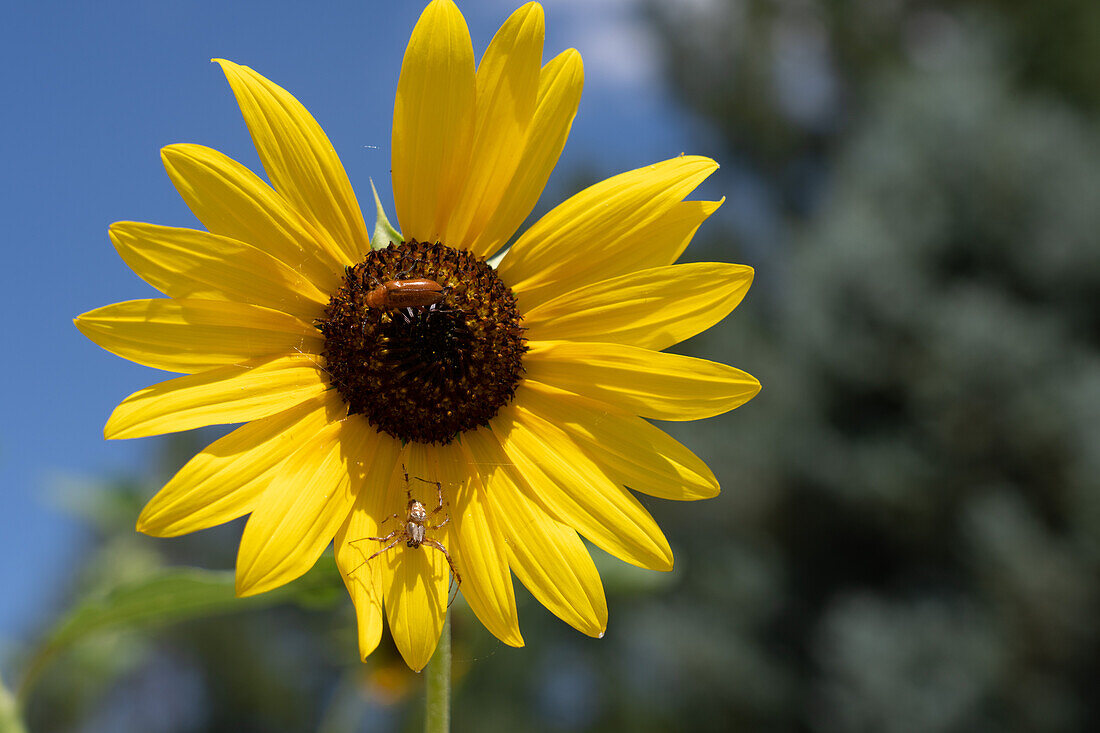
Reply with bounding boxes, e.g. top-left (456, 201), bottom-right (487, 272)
top-left (365, 278), bottom-right (445, 309)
